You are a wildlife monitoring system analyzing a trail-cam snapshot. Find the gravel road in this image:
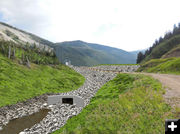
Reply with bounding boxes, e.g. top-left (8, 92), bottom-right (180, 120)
top-left (142, 73), bottom-right (180, 108)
